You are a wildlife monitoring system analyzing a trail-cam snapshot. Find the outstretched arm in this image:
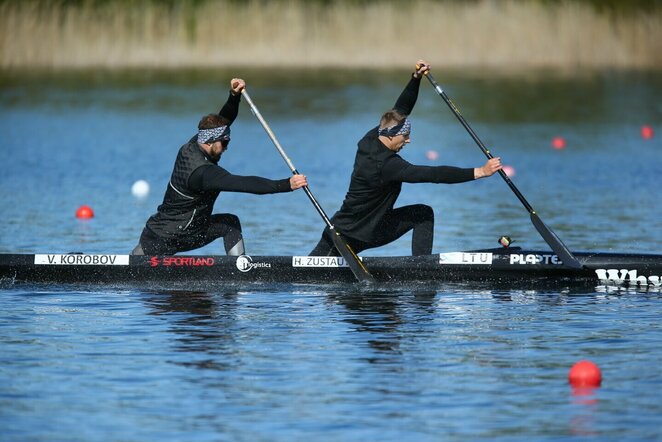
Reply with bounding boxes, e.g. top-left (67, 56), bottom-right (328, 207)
top-left (382, 156), bottom-right (475, 184)
top-left (382, 156), bottom-right (503, 184)
top-left (189, 165), bottom-right (307, 194)
top-left (382, 155), bottom-right (502, 184)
